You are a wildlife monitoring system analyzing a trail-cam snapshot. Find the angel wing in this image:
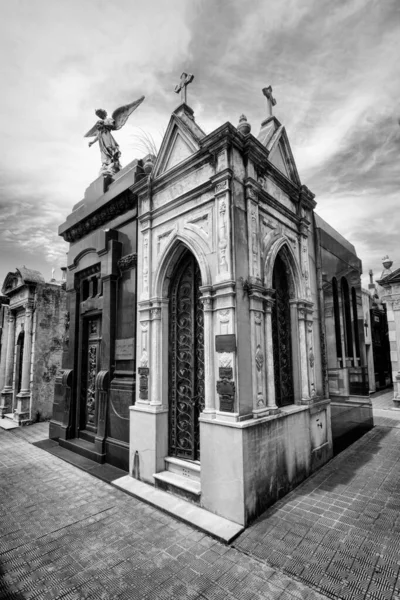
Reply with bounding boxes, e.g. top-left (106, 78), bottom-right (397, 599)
top-left (84, 122), bottom-right (100, 138)
top-left (112, 95), bottom-right (145, 131)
